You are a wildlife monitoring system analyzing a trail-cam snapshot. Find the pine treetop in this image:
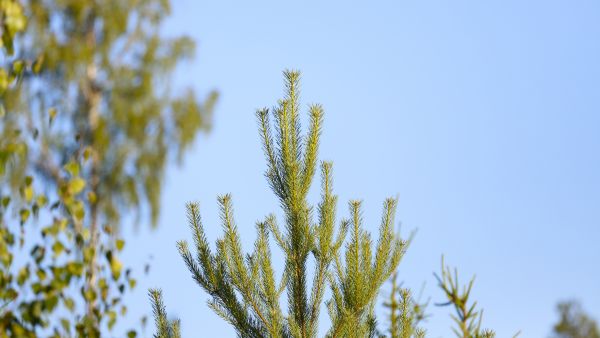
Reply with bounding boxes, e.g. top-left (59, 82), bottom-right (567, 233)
top-left (176, 70), bottom-right (406, 338)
